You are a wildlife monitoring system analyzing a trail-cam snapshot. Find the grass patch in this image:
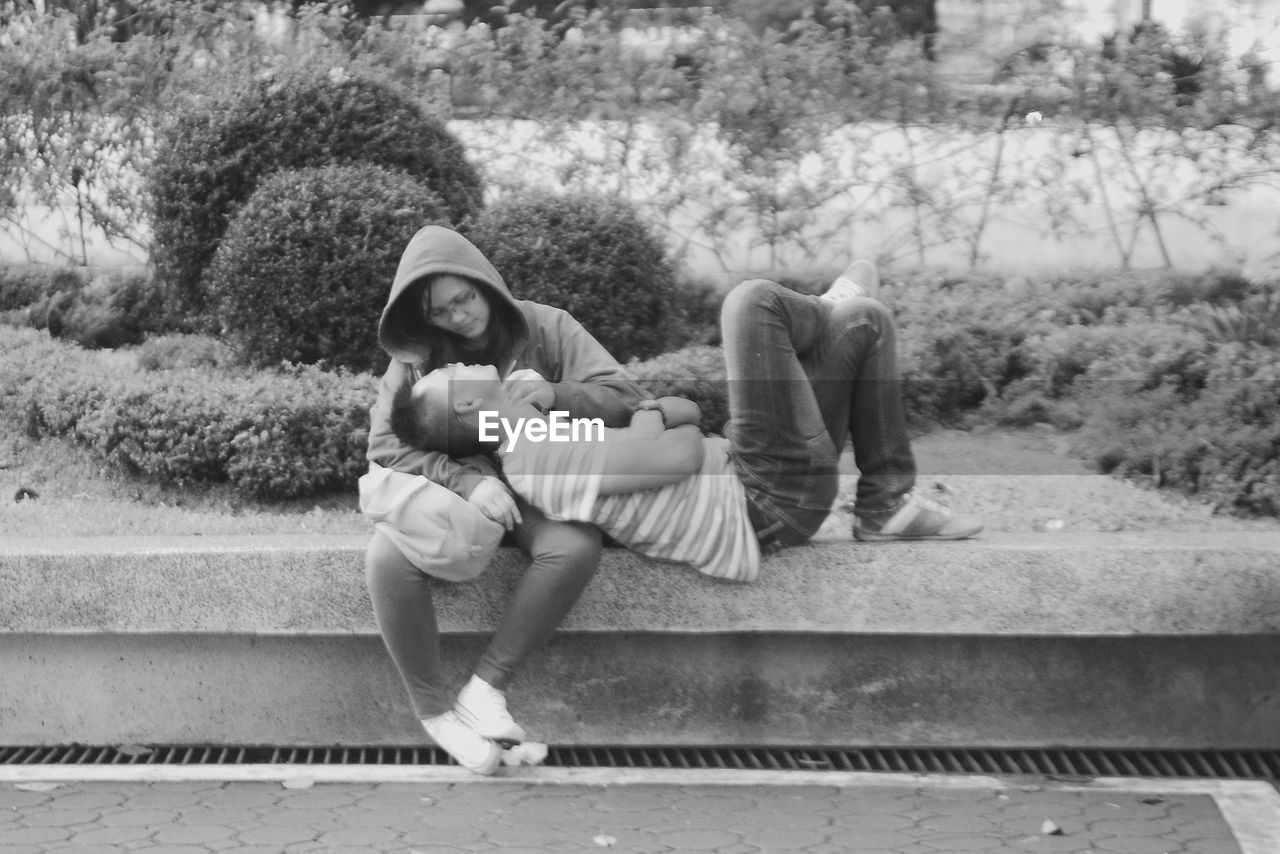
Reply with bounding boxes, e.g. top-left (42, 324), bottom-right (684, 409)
top-left (1, 430), bottom-right (367, 538)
